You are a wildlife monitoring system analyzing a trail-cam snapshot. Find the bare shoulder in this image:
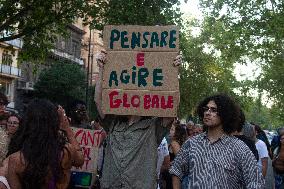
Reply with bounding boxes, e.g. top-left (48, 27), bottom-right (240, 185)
top-left (8, 152), bottom-right (25, 173)
top-left (171, 140), bottom-right (180, 148)
top-left (0, 182), bottom-right (8, 189)
top-left (9, 152), bottom-right (22, 162)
